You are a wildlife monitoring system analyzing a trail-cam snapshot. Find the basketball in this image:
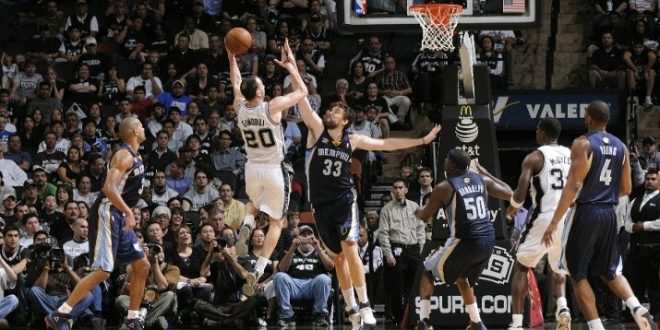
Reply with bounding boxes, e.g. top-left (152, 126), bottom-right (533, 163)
top-left (224, 27), bottom-right (252, 55)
